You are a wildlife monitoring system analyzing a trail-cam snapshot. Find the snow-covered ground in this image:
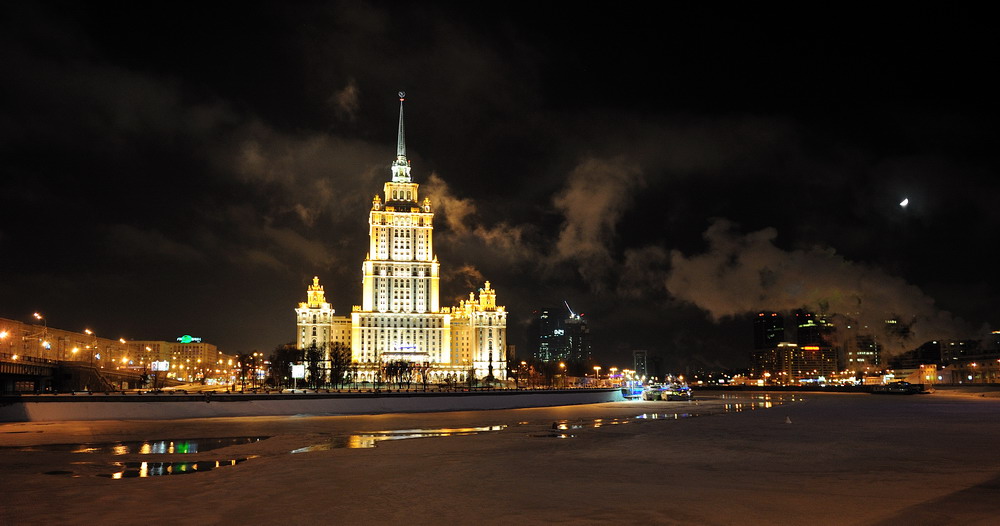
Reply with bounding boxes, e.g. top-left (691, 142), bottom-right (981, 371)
top-left (1, 392), bottom-right (998, 525)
